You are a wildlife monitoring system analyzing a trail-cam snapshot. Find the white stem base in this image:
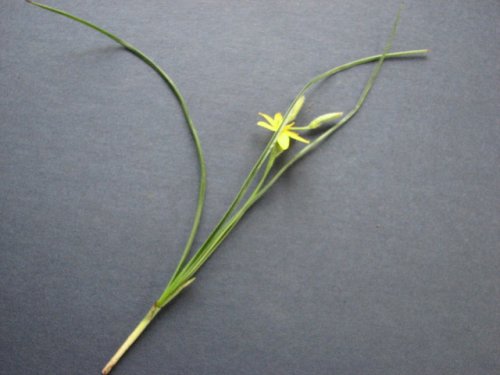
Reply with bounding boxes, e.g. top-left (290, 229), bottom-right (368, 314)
top-left (102, 304), bottom-right (161, 375)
